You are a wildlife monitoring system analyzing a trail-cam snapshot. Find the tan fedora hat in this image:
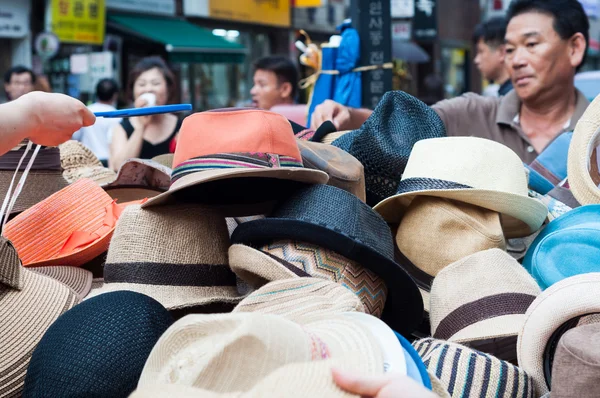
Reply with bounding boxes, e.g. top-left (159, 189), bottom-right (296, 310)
top-left (374, 137), bottom-right (548, 238)
top-left (86, 204), bottom-right (240, 311)
top-left (138, 312), bottom-right (383, 393)
top-left (0, 237), bottom-right (81, 397)
top-left (232, 277), bottom-right (366, 323)
top-left (59, 141), bottom-right (117, 185)
top-left (567, 93), bottom-right (600, 205)
top-left (429, 249), bottom-right (541, 362)
top-left (394, 196), bottom-right (506, 312)
top-left (517, 273), bottom-right (600, 396)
